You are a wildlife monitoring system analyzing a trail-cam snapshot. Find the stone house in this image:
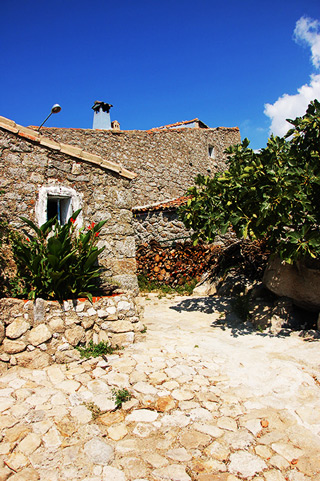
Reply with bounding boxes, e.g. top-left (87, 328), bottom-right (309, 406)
top-left (0, 115), bottom-right (138, 293)
top-left (0, 104), bottom-right (241, 292)
top-left (36, 105), bottom-right (240, 245)
top-left (38, 108), bottom-right (241, 207)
